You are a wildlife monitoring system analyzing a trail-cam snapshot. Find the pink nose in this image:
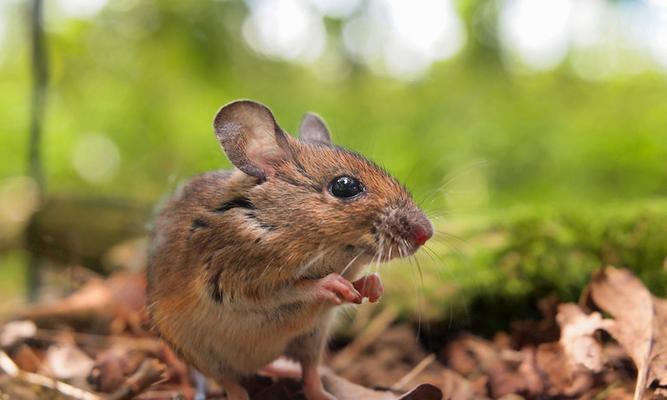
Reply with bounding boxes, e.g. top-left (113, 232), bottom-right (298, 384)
top-left (411, 224), bottom-right (432, 247)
